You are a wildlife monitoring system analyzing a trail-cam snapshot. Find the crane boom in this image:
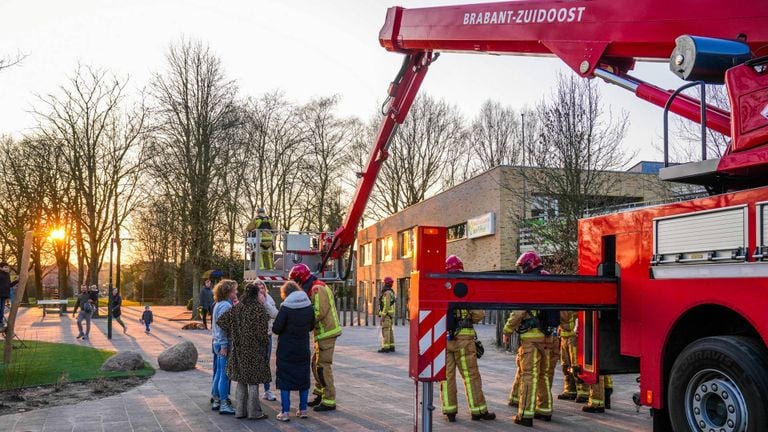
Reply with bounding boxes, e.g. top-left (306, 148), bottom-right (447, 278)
top-left (325, 0), bottom-right (768, 264)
